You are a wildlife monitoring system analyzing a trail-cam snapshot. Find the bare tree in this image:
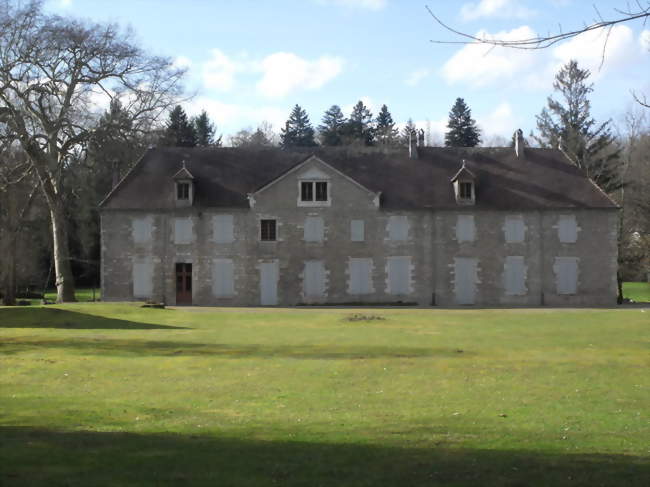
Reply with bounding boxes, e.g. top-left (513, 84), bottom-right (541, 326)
top-left (0, 1), bottom-right (185, 302)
